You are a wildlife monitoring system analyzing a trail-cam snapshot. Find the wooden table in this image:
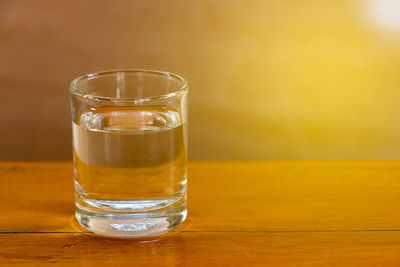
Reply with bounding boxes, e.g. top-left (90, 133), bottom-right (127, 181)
top-left (1, 161), bottom-right (400, 266)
